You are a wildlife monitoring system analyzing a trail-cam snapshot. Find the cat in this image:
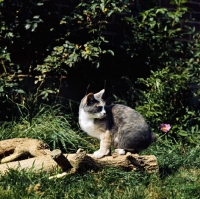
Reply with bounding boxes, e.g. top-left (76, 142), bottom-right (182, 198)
top-left (79, 89), bottom-right (156, 159)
